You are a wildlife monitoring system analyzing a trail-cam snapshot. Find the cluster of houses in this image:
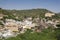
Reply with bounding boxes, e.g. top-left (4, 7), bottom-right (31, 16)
top-left (0, 13), bottom-right (60, 38)
top-left (0, 17), bottom-right (37, 38)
